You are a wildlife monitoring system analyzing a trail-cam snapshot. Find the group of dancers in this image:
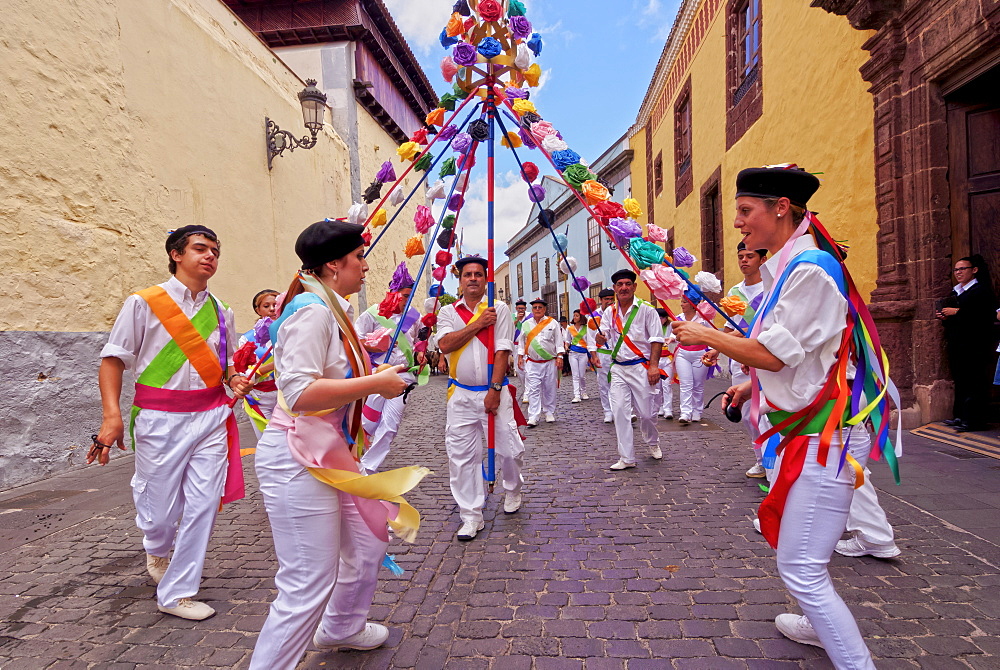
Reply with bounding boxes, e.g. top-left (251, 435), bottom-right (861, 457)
top-left (89, 166), bottom-right (902, 669)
